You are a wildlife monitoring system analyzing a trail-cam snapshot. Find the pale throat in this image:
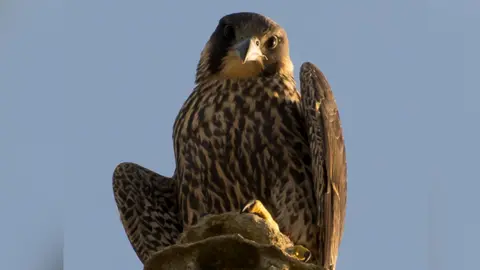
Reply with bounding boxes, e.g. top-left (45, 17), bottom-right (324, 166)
top-left (211, 50), bottom-right (295, 84)
top-left (219, 51), bottom-right (265, 80)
